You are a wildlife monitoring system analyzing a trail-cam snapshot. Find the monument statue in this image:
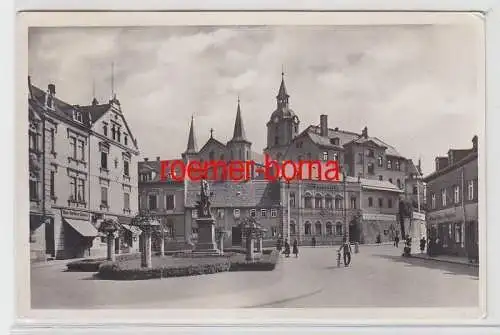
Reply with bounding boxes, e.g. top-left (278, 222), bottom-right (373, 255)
top-left (196, 179), bottom-right (211, 218)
